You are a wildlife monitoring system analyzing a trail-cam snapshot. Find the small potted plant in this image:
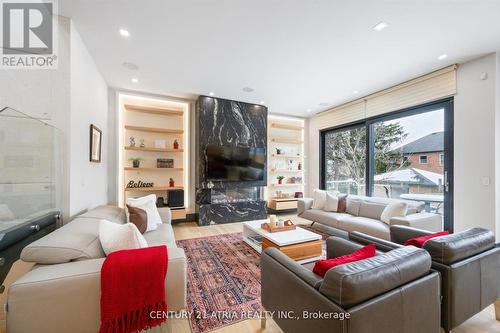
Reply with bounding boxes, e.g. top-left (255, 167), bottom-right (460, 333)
top-left (277, 175), bottom-right (285, 185)
top-left (129, 157), bottom-right (142, 168)
top-left (169, 178), bottom-right (175, 187)
top-left (173, 139), bottom-right (179, 150)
